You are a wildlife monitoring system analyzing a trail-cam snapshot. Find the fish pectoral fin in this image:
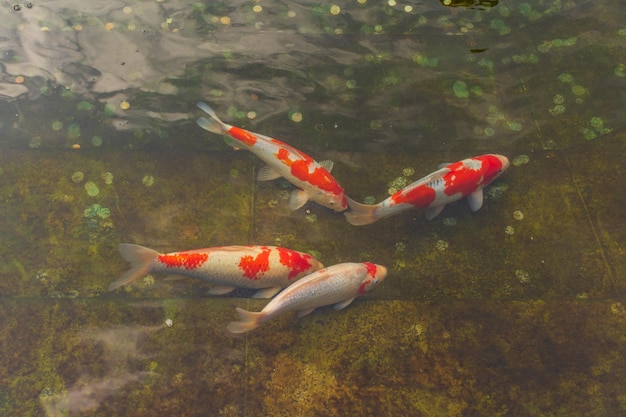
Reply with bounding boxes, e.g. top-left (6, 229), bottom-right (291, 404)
top-left (334, 297), bottom-right (356, 310)
top-left (252, 286), bottom-right (282, 299)
top-left (163, 274), bottom-right (186, 281)
top-left (424, 205), bottom-right (445, 220)
top-left (467, 189), bottom-right (484, 212)
top-left (288, 189), bottom-right (309, 211)
top-left (257, 165), bottom-right (282, 181)
top-left (207, 285), bottom-right (237, 295)
top-left (223, 136), bottom-right (241, 150)
top-left (297, 308), bottom-right (316, 318)
top-left (318, 159), bottom-right (334, 172)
